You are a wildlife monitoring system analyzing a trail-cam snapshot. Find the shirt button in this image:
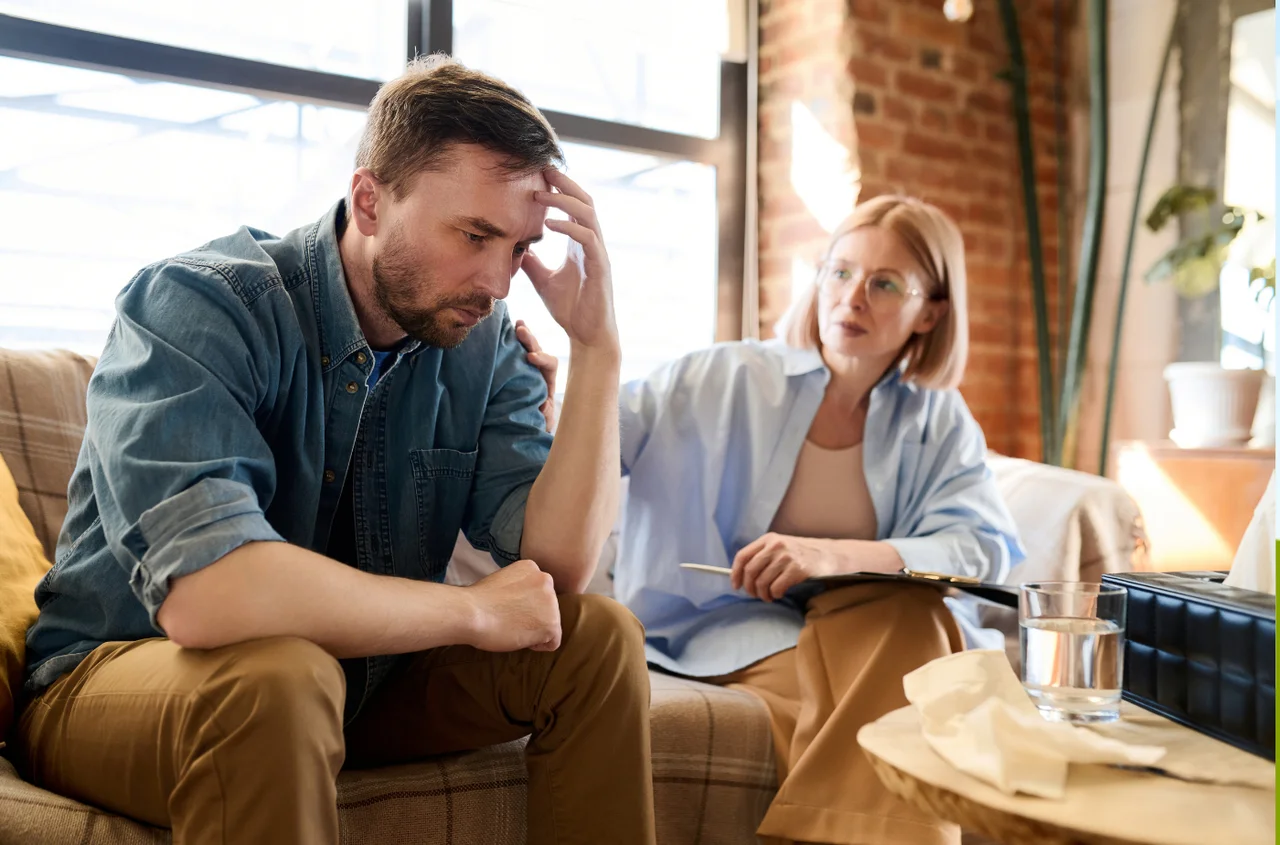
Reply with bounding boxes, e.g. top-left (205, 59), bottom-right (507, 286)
top-left (346, 381), bottom-right (359, 394)
top-left (355, 351), bottom-right (368, 365)
top-left (323, 469), bottom-right (336, 483)
top-left (320, 356), bottom-right (330, 367)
